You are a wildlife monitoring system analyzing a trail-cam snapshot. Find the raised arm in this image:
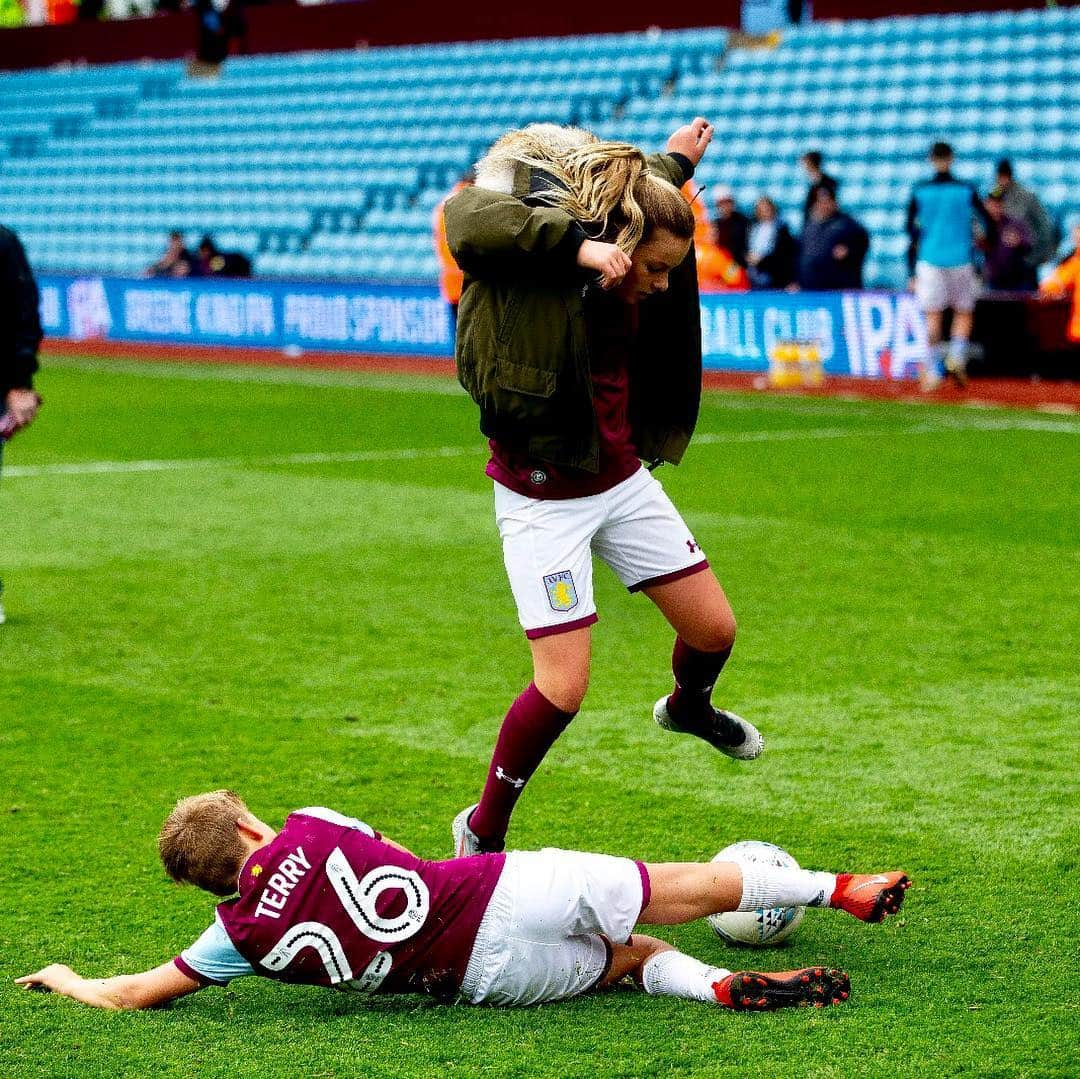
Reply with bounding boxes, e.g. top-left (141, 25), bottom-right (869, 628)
top-left (444, 186), bottom-right (587, 274)
top-left (16, 960), bottom-right (203, 1011)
